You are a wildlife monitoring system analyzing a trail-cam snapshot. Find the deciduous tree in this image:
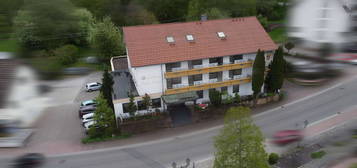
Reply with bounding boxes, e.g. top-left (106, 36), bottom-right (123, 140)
top-left (214, 107), bottom-right (269, 168)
